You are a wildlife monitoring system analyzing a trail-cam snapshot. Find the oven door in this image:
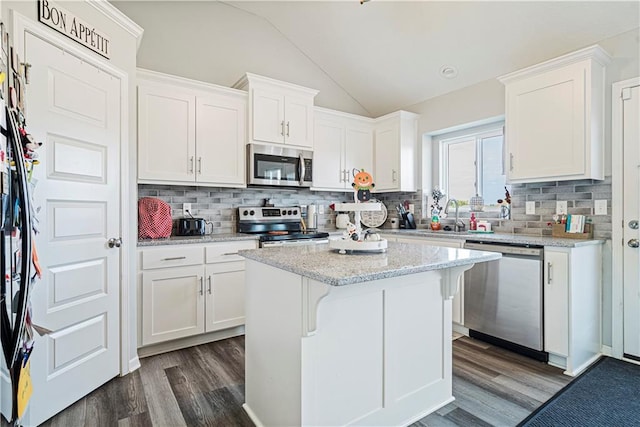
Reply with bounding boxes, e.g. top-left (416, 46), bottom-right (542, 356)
top-left (248, 144), bottom-right (312, 187)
